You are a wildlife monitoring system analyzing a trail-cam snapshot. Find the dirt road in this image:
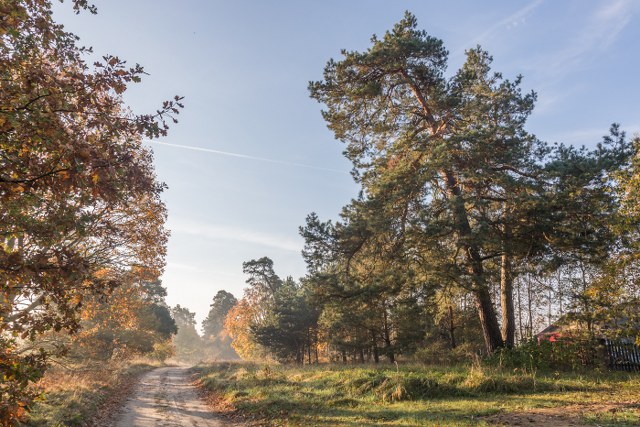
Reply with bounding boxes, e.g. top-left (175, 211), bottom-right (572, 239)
top-left (112, 366), bottom-right (231, 427)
